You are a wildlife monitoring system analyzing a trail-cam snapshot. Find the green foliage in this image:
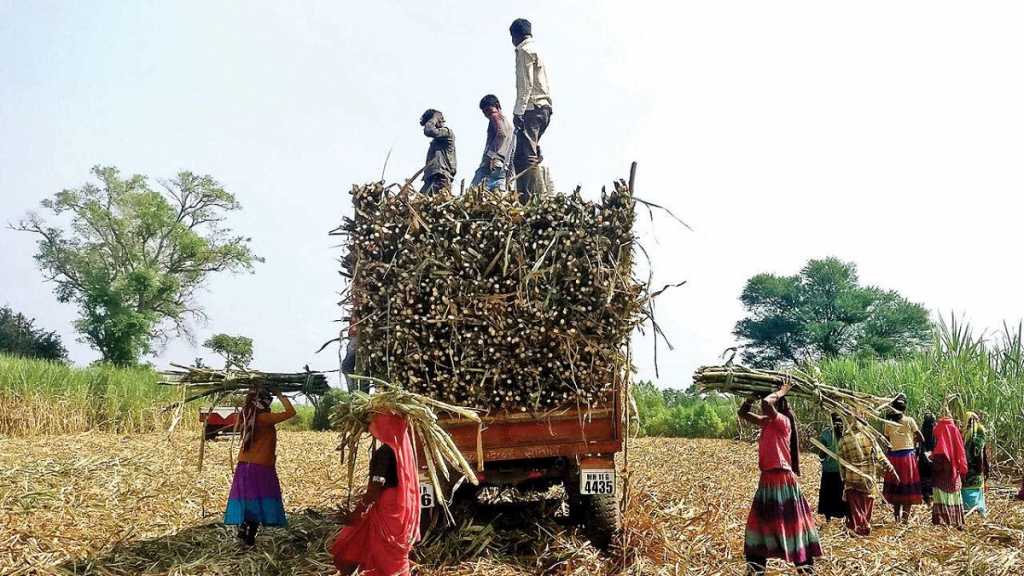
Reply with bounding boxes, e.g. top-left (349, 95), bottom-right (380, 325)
top-left (275, 401), bottom-right (316, 432)
top-left (631, 381), bottom-right (737, 439)
top-left (0, 305), bottom-right (68, 361)
top-left (15, 166), bottom-right (262, 366)
top-left (0, 353), bottom-right (189, 435)
top-left (312, 388), bottom-right (348, 431)
top-left (809, 315), bottom-right (1024, 464)
top-left (202, 333), bottom-right (254, 370)
top-left (735, 257), bottom-right (931, 367)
